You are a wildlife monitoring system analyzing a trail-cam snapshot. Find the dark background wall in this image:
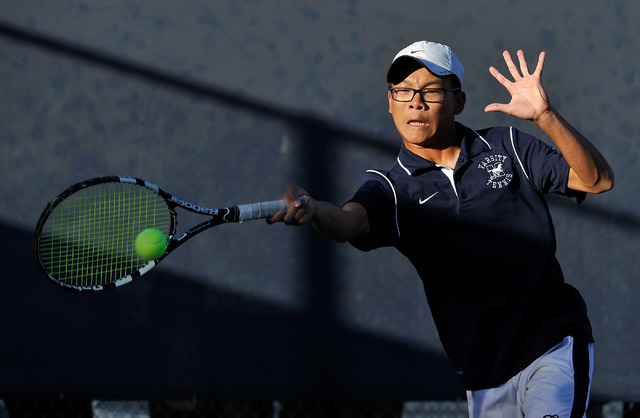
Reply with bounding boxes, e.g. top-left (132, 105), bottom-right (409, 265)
top-left (1, 0), bottom-right (638, 401)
